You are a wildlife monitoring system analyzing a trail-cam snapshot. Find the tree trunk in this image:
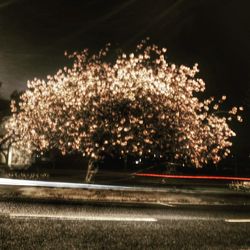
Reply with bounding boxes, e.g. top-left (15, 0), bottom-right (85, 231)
top-left (7, 144), bottom-right (12, 168)
top-left (3, 151), bottom-right (8, 165)
top-left (124, 156), bottom-right (128, 170)
top-left (85, 159), bottom-right (99, 183)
